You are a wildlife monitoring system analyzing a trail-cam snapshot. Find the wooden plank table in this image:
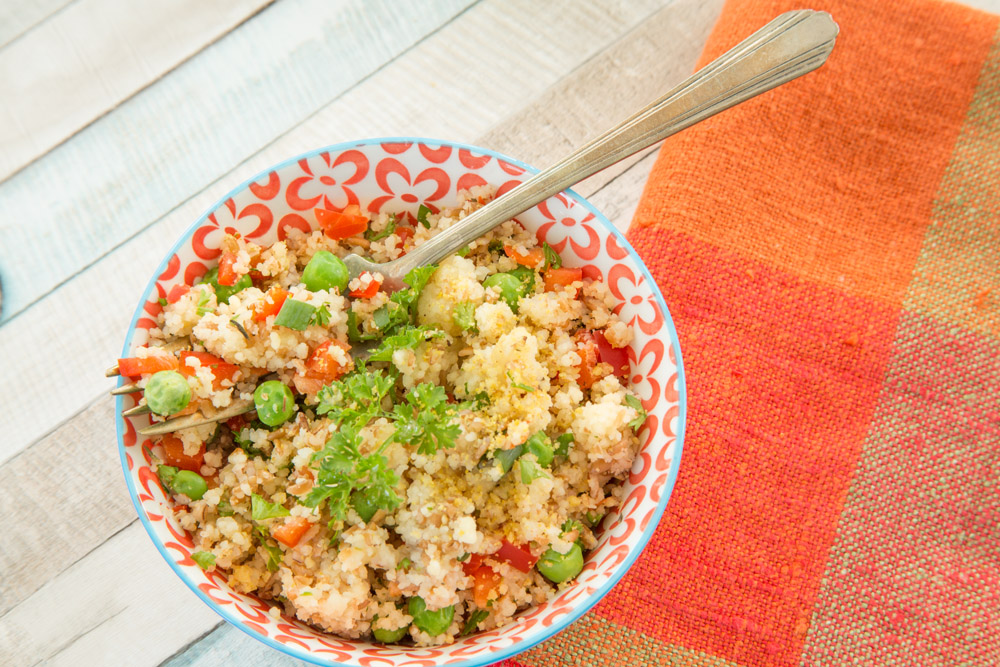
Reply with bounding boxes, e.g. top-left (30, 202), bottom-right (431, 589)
top-left (1, 0), bottom-right (995, 664)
